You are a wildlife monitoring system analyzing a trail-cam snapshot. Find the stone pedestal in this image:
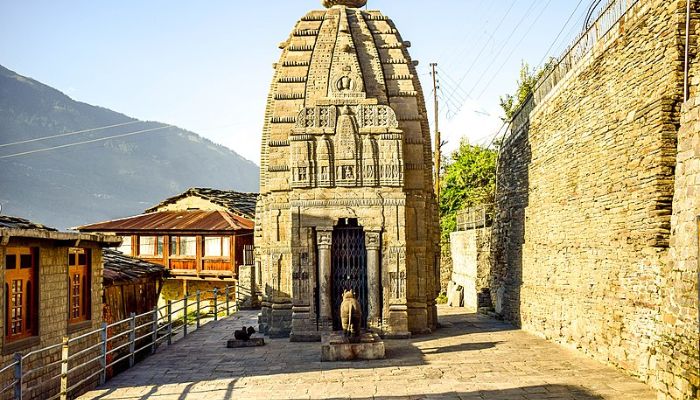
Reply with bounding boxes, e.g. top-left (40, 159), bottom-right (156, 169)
top-left (267, 301), bottom-right (293, 338)
top-left (321, 332), bottom-right (385, 361)
top-left (290, 305), bottom-right (321, 342)
top-left (227, 338), bottom-right (265, 348)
